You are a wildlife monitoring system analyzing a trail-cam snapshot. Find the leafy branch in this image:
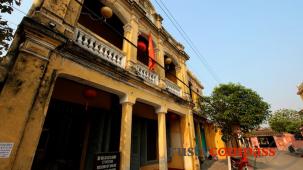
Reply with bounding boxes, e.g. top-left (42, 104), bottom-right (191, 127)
top-left (0, 0), bottom-right (21, 56)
